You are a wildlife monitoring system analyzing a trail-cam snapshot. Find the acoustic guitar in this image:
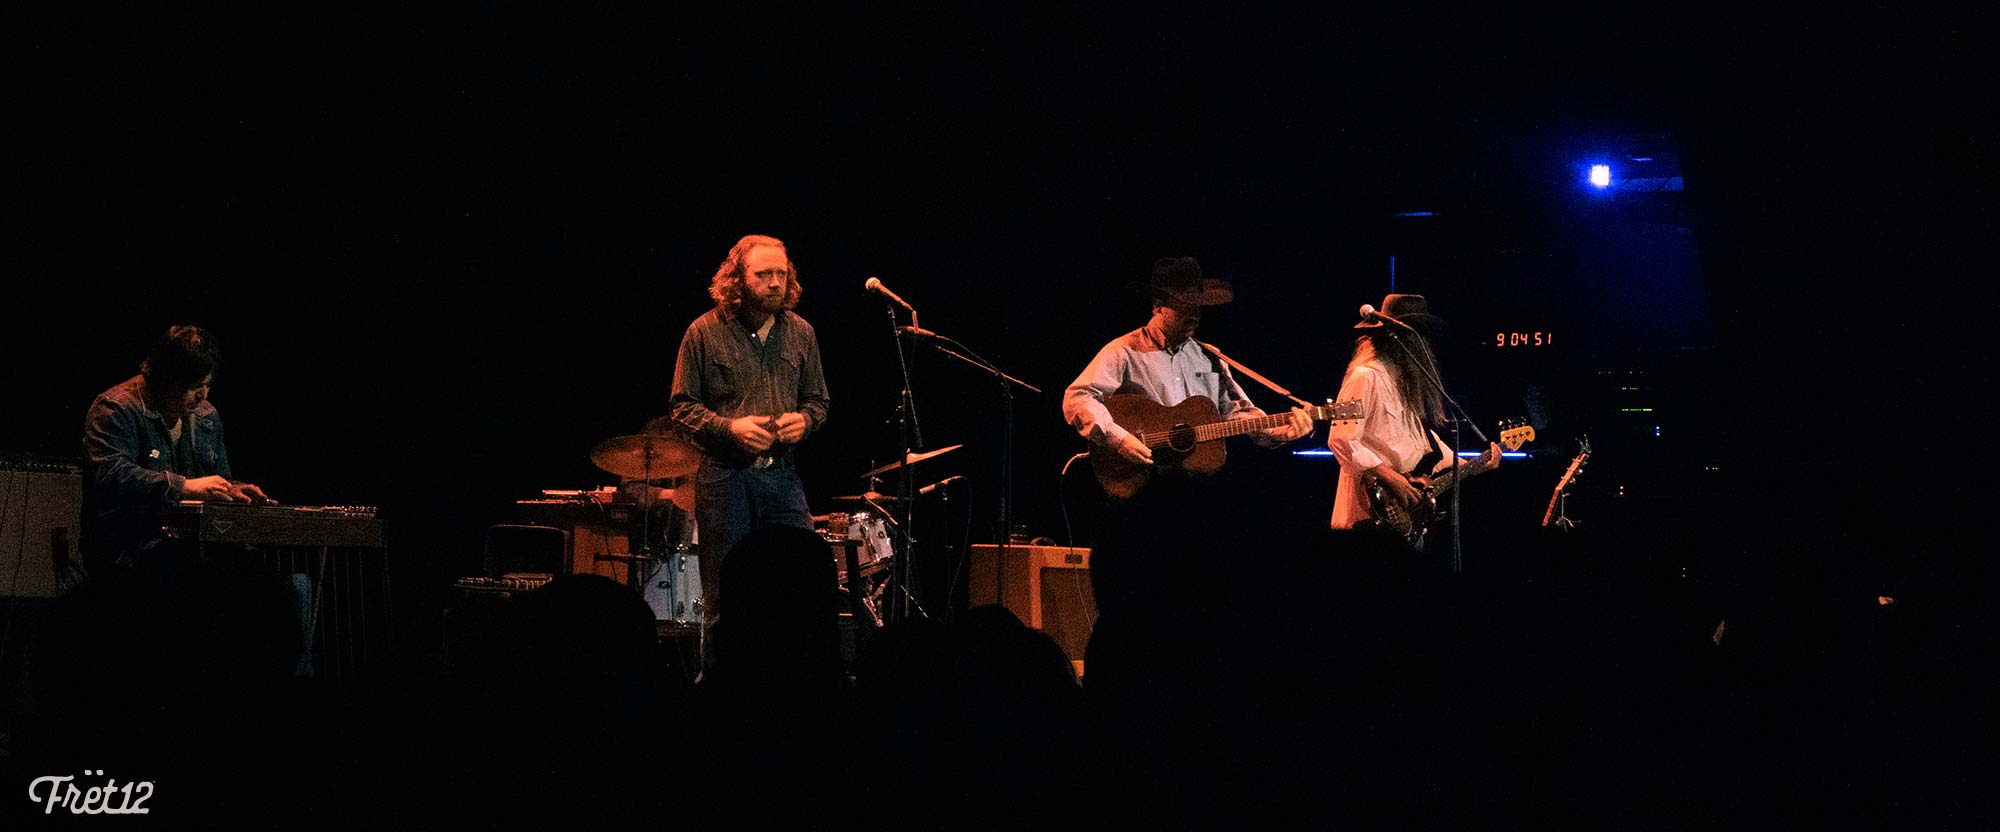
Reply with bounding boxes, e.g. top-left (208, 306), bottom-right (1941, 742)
top-left (1088, 394), bottom-right (1363, 499)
